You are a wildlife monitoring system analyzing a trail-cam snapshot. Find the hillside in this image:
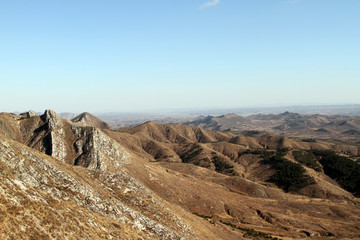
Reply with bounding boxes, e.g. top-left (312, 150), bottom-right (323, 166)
top-left (0, 110), bottom-right (360, 239)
